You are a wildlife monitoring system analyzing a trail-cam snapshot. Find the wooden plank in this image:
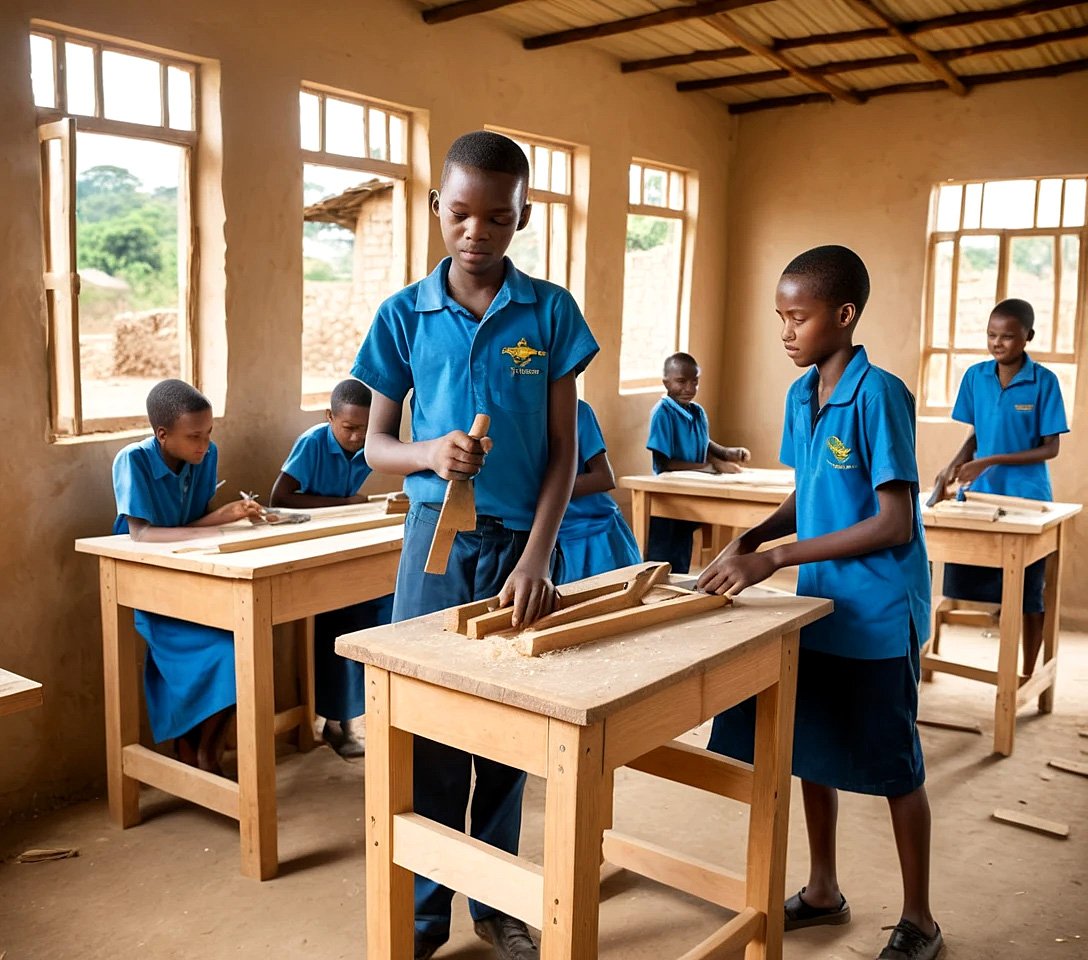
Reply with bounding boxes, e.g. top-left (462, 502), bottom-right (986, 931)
top-left (390, 673), bottom-right (549, 777)
top-left (448, 577), bottom-right (629, 634)
top-left (916, 717), bottom-right (983, 735)
top-left (677, 907), bottom-right (763, 960)
top-left (422, 0), bottom-right (533, 24)
top-left (992, 808), bottom-right (1069, 839)
top-left (963, 491), bottom-right (1051, 512)
top-left (393, 812), bottom-right (544, 928)
top-left (524, 564), bottom-right (670, 634)
top-left (622, 45), bottom-right (749, 73)
top-left (1048, 757), bottom-right (1088, 778)
top-left (995, 537), bottom-right (1025, 756)
top-left (919, 651), bottom-right (1000, 686)
top-left (1039, 524), bottom-right (1063, 714)
top-left (273, 705), bottom-right (306, 737)
top-left (122, 745), bottom-right (239, 819)
top-left (1015, 658), bottom-right (1057, 708)
top-left (0, 669), bottom-right (43, 718)
top-left (626, 740), bottom-right (754, 804)
top-left (602, 830), bottom-right (746, 911)
top-left (677, 68), bottom-right (789, 92)
top-left (184, 514), bottom-right (402, 554)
